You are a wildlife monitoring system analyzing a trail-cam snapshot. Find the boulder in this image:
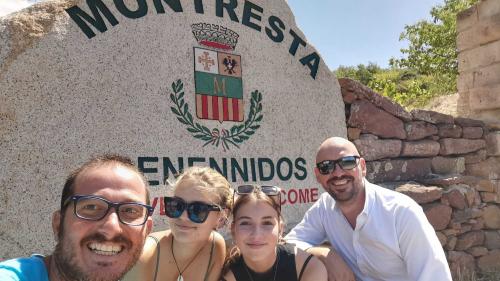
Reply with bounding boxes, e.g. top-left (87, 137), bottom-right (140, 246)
top-left (448, 251), bottom-right (475, 279)
top-left (423, 203), bottom-right (452, 230)
top-left (395, 183), bottom-right (442, 204)
top-left (462, 127), bottom-right (483, 139)
top-left (438, 124), bottom-right (462, 138)
top-left (446, 236), bottom-right (458, 251)
top-left (365, 158), bottom-right (432, 183)
top-left (455, 231), bottom-right (485, 251)
top-left (477, 249), bottom-right (500, 272)
top-left (348, 100), bottom-right (406, 139)
top-left (454, 117), bottom-right (485, 127)
top-left (411, 109), bottom-right (454, 124)
top-left (418, 175), bottom-right (479, 187)
top-left (486, 131), bottom-right (500, 156)
top-left (452, 207), bottom-right (482, 224)
top-left (338, 78), bottom-right (412, 121)
top-left (483, 205), bottom-right (500, 229)
top-left (436, 231), bottom-right (447, 246)
top-left (405, 121), bottom-right (438, 140)
top-left (466, 246), bottom-right (488, 257)
top-left (464, 149), bottom-right (487, 164)
top-left (439, 138), bottom-right (486, 155)
top-left (401, 140), bottom-right (440, 157)
top-left (432, 156), bottom-right (465, 174)
top-left (442, 188), bottom-right (467, 209)
top-left (353, 137), bottom-right (401, 161)
top-left (466, 157), bottom-right (500, 180)
top-left (347, 127), bottom-right (361, 140)
top-left (484, 231), bottom-right (500, 250)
